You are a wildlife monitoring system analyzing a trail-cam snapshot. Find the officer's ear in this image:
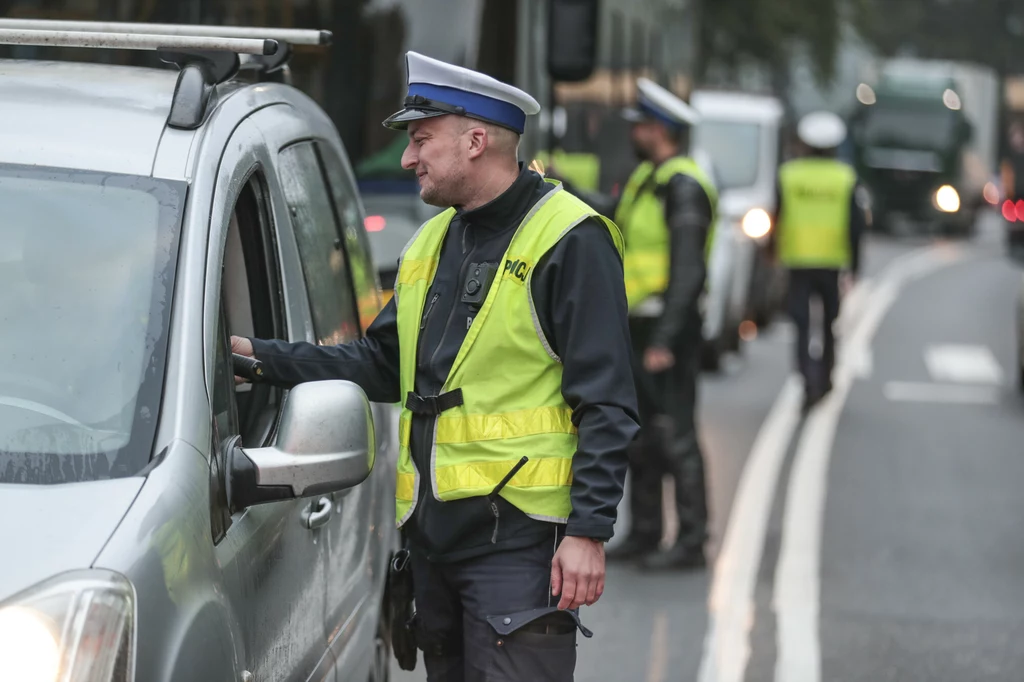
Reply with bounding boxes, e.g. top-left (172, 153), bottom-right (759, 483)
top-left (464, 124), bottom-right (488, 160)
